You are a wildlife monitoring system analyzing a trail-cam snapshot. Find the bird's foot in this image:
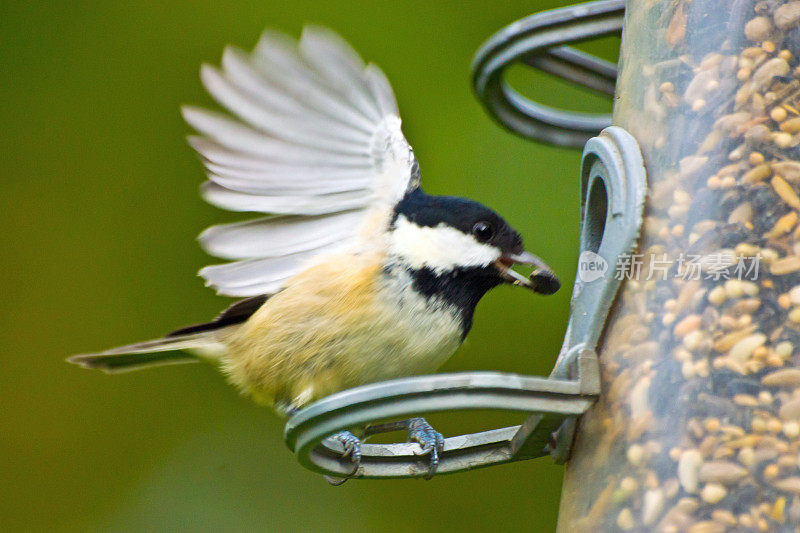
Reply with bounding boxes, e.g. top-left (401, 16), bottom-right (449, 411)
top-left (324, 430), bottom-right (361, 486)
top-left (323, 418), bottom-right (445, 484)
top-left (363, 417), bottom-right (445, 478)
top-left (406, 417), bottom-right (445, 479)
